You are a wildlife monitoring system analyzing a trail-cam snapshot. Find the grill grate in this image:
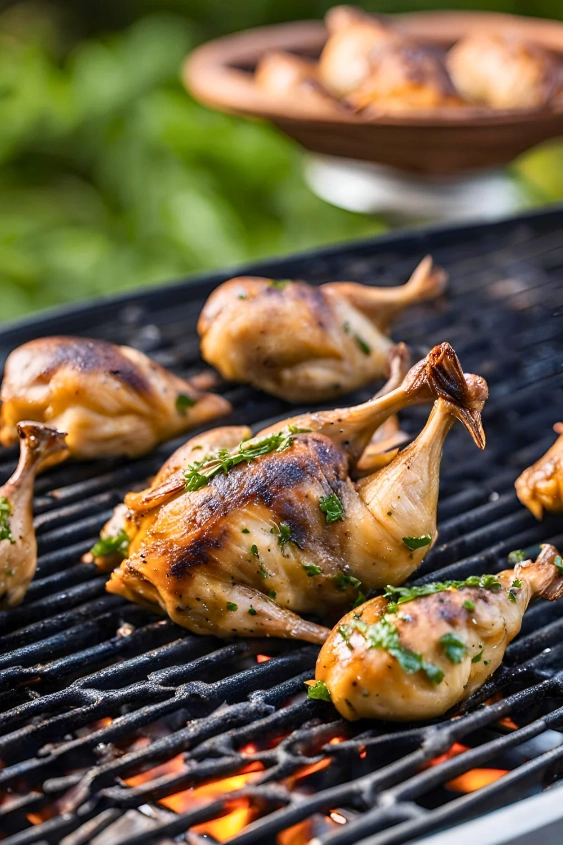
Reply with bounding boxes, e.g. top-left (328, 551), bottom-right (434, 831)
top-left (0, 208), bottom-right (562, 845)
